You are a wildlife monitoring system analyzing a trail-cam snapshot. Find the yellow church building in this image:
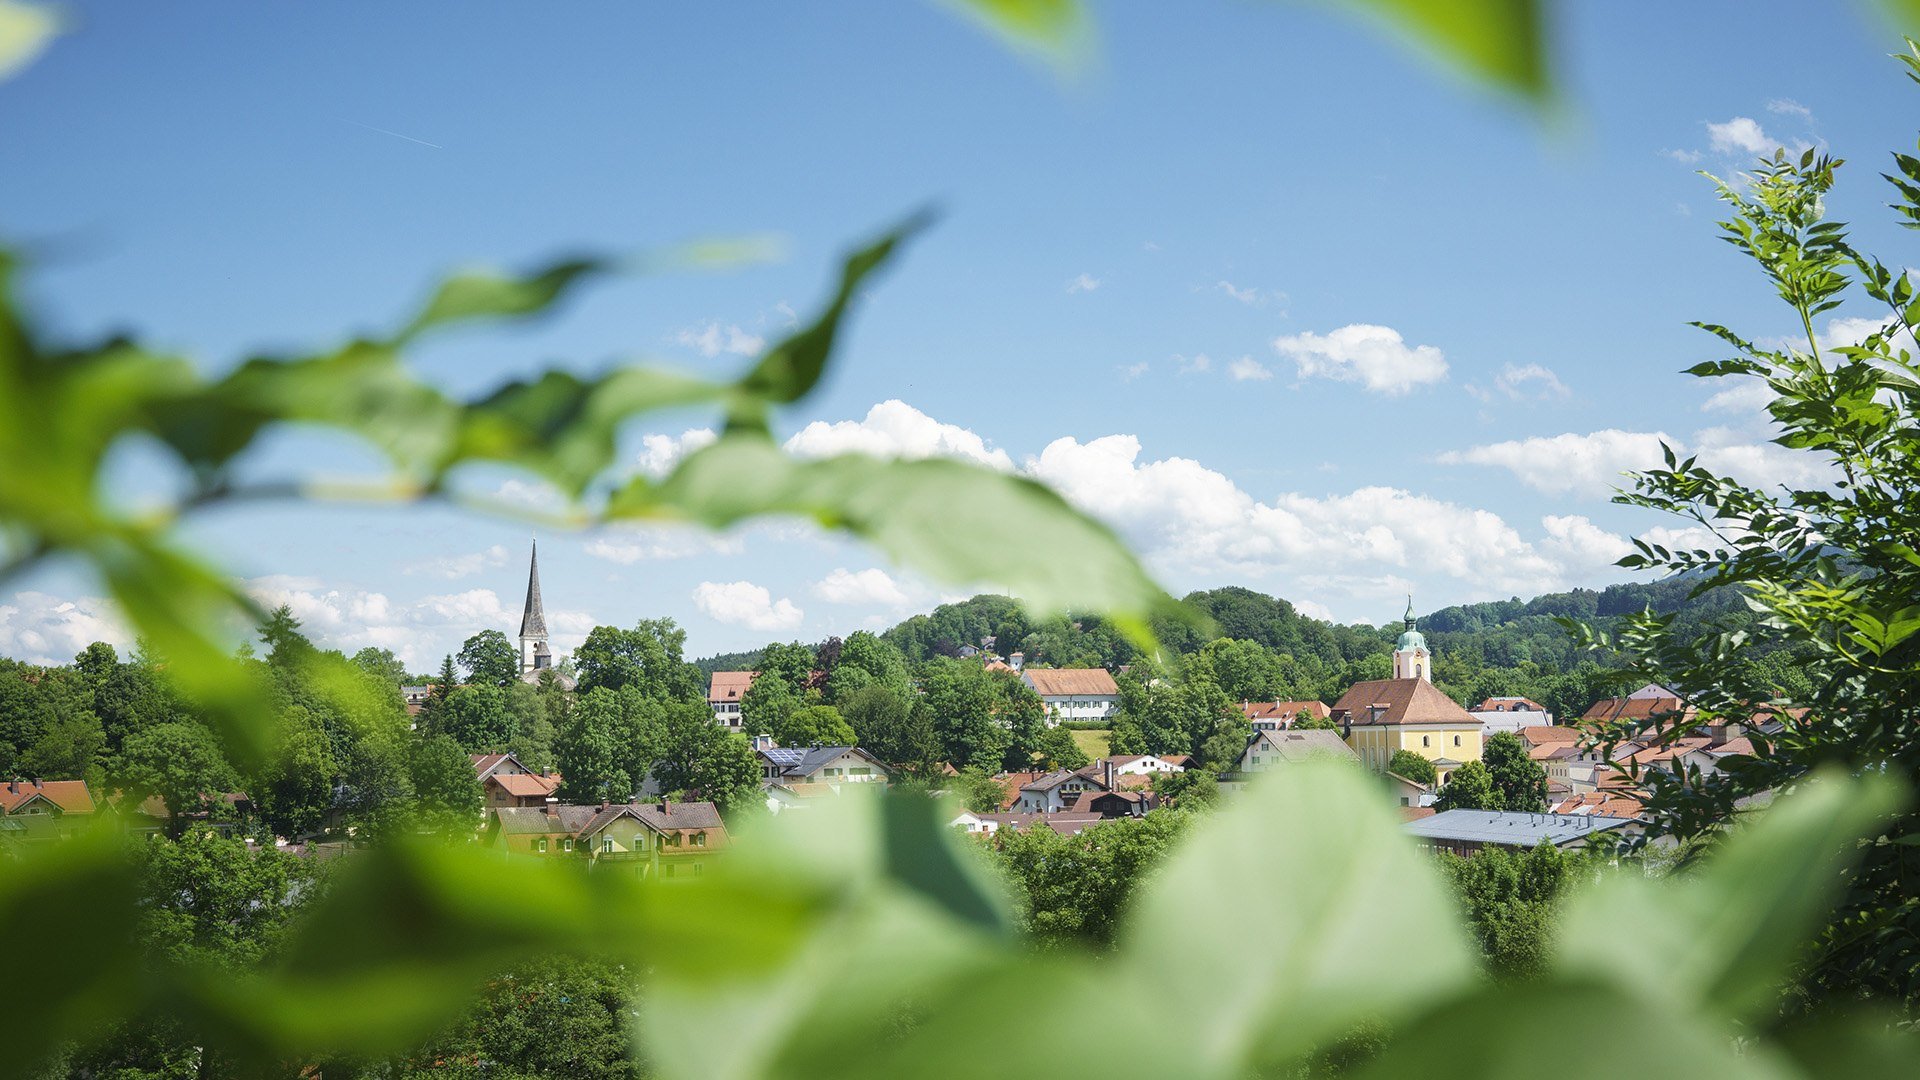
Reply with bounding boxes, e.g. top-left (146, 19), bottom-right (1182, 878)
top-left (1332, 599), bottom-right (1484, 783)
